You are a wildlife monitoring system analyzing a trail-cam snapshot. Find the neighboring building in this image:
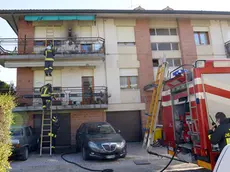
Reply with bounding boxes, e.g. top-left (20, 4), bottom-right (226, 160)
top-left (1, 8), bottom-right (230, 147)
